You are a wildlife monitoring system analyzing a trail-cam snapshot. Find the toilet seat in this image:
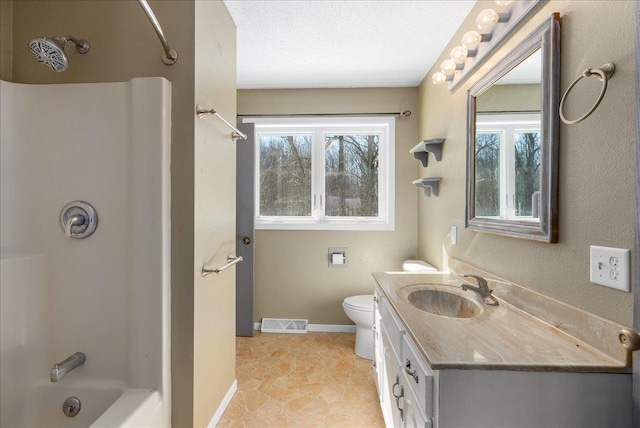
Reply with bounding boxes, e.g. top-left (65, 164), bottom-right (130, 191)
top-left (343, 295), bottom-right (373, 311)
